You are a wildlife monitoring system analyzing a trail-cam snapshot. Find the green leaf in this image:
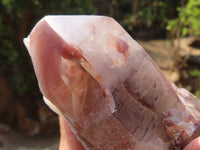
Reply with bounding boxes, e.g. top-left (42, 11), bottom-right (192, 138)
top-left (182, 27), bottom-right (188, 36)
top-left (167, 0), bottom-right (200, 37)
top-left (195, 91), bottom-right (200, 98)
top-left (189, 69), bottom-right (200, 79)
